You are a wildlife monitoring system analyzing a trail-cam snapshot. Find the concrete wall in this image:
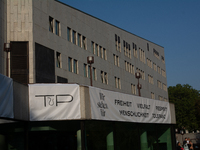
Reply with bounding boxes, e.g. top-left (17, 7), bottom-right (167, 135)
top-left (5, 0), bottom-right (168, 101)
top-left (7, 0), bottom-right (34, 81)
top-left (31, 0), bottom-right (168, 101)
